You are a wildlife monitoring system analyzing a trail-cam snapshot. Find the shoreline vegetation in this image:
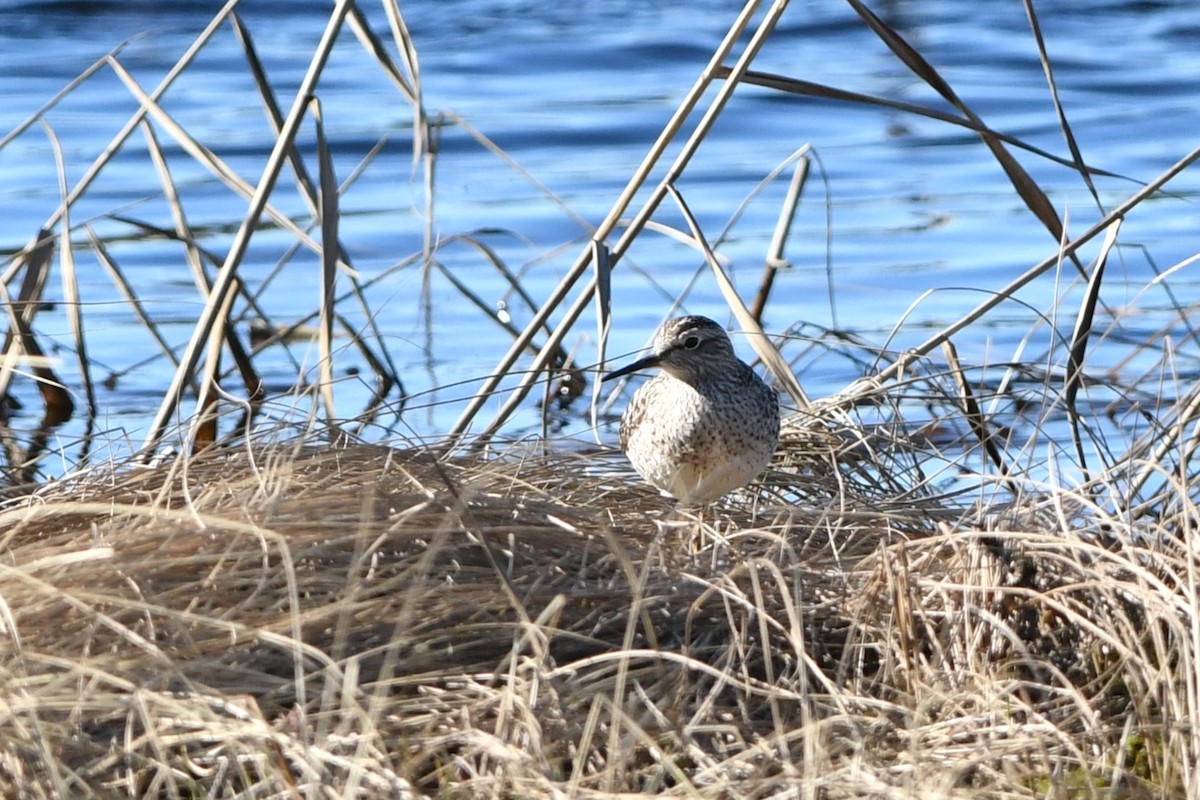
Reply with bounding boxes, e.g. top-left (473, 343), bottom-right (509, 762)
top-left (2, 1), bottom-right (1200, 797)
